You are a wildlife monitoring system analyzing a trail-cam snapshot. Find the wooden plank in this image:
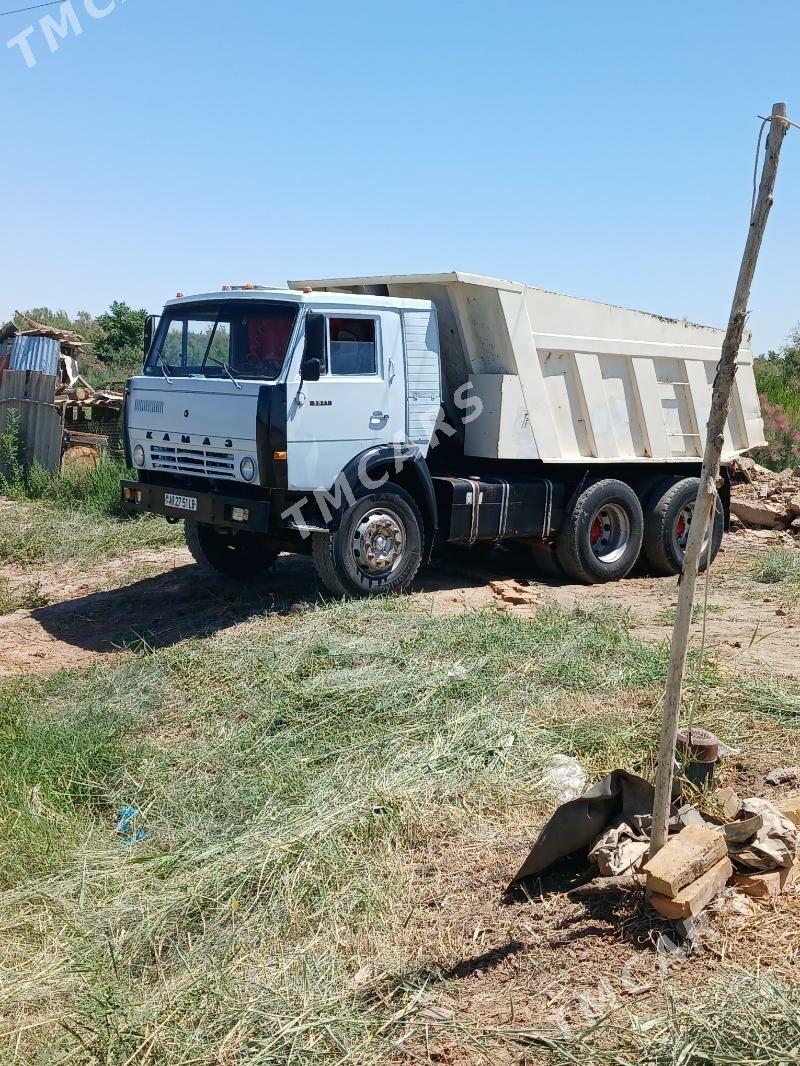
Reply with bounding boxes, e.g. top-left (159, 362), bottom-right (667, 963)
top-left (643, 824), bottom-right (727, 898)
top-left (649, 857), bottom-right (732, 918)
top-left (631, 359), bottom-right (671, 458)
top-left (573, 352), bottom-right (619, 458)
